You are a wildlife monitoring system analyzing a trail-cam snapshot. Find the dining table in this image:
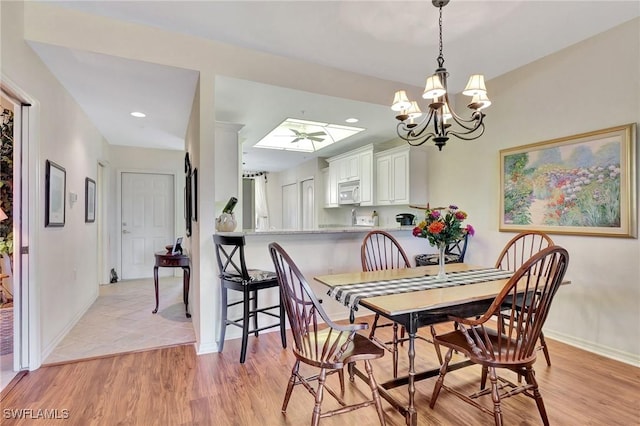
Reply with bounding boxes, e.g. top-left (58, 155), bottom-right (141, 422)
top-left (314, 263), bottom-right (519, 426)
